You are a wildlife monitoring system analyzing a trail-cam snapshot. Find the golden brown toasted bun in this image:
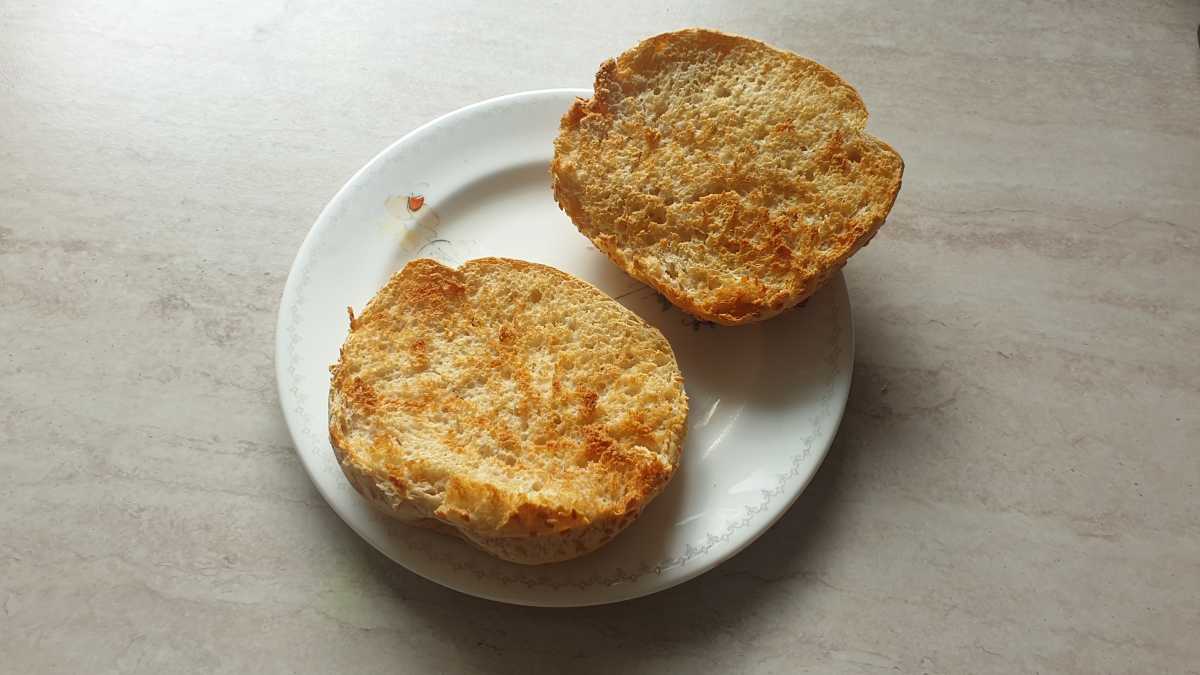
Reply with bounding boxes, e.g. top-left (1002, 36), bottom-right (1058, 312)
top-left (328, 257), bottom-right (688, 564)
top-left (552, 28), bottom-right (904, 325)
